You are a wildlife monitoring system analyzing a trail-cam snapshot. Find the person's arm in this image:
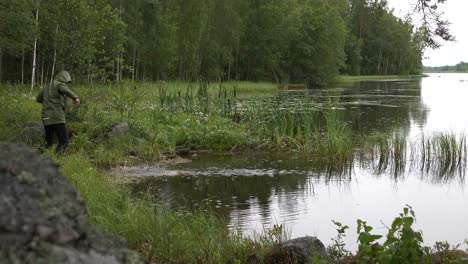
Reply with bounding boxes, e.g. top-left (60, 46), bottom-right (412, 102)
top-left (36, 89), bottom-right (44, 104)
top-left (58, 84), bottom-right (80, 106)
